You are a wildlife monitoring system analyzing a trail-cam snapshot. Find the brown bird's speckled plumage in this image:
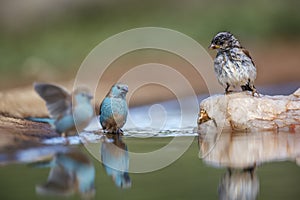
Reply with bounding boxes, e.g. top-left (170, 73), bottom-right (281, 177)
top-left (209, 32), bottom-right (258, 96)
